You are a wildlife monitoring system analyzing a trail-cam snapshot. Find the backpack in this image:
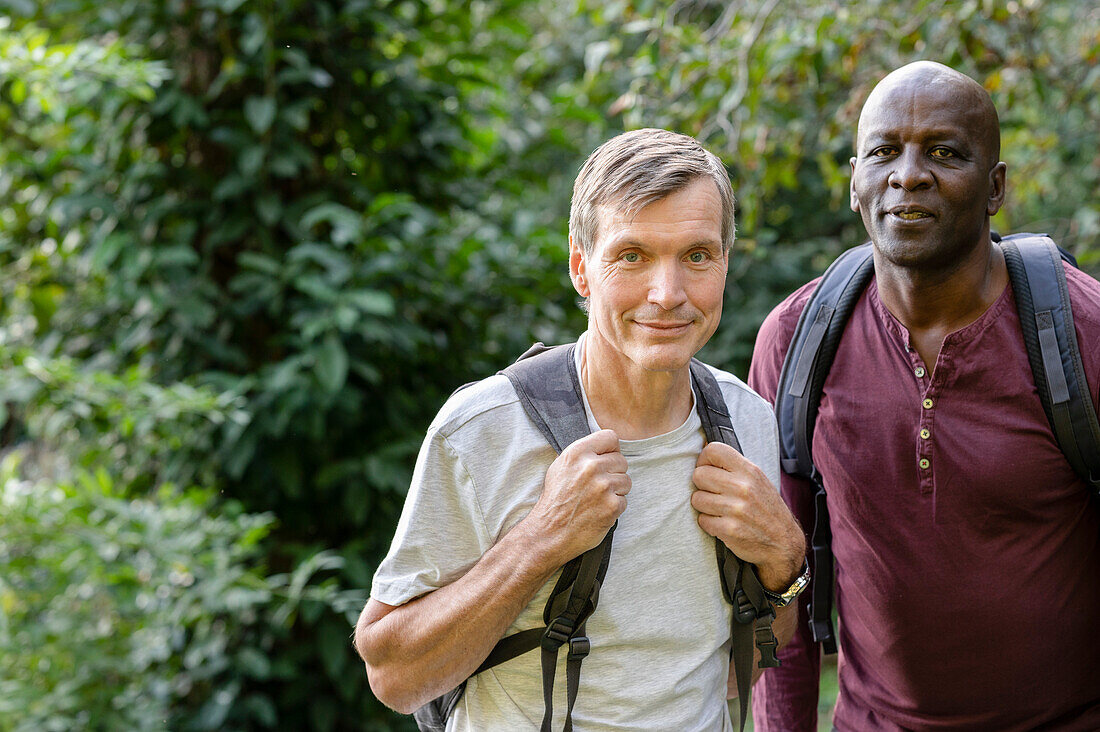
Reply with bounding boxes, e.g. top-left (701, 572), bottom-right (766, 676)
top-left (774, 233), bottom-right (1100, 653)
top-left (414, 342), bottom-right (780, 732)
